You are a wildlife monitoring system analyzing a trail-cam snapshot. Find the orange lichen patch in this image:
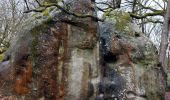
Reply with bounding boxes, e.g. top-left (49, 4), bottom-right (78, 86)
top-left (115, 43), bottom-right (137, 89)
top-left (110, 38), bottom-right (122, 54)
top-left (118, 44), bottom-right (133, 65)
top-left (59, 84), bottom-right (65, 100)
top-left (0, 95), bottom-right (16, 100)
top-left (13, 78), bottom-right (29, 95)
top-left (43, 78), bottom-right (58, 99)
top-left (110, 36), bottom-right (134, 66)
top-left (13, 61), bottom-right (32, 95)
top-left (118, 53), bottom-right (132, 66)
top-left (35, 22), bottom-right (68, 99)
